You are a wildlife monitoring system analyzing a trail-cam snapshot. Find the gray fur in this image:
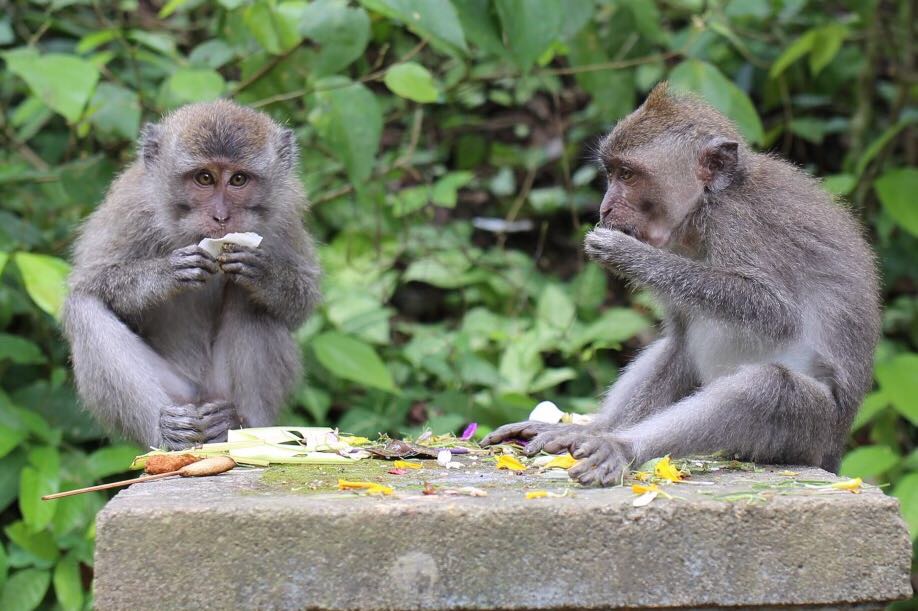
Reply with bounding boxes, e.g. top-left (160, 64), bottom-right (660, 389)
top-left (63, 101), bottom-right (320, 449)
top-left (482, 85), bottom-right (880, 486)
